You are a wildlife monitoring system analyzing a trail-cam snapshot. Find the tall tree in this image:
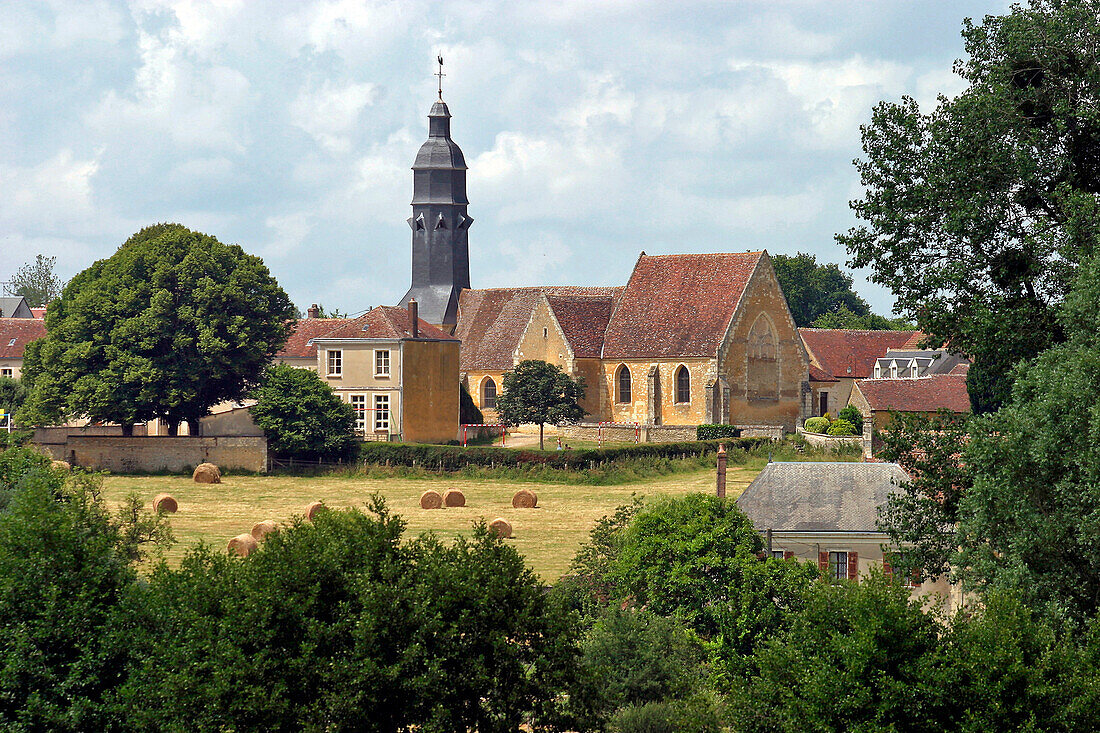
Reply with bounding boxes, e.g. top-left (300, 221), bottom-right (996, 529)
top-left (770, 252), bottom-right (871, 327)
top-left (18, 224), bottom-right (295, 435)
top-left (495, 359), bottom-right (586, 450)
top-left (249, 363), bottom-right (359, 462)
top-left (840, 0), bottom-right (1100, 412)
top-left (8, 255), bottom-right (63, 308)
